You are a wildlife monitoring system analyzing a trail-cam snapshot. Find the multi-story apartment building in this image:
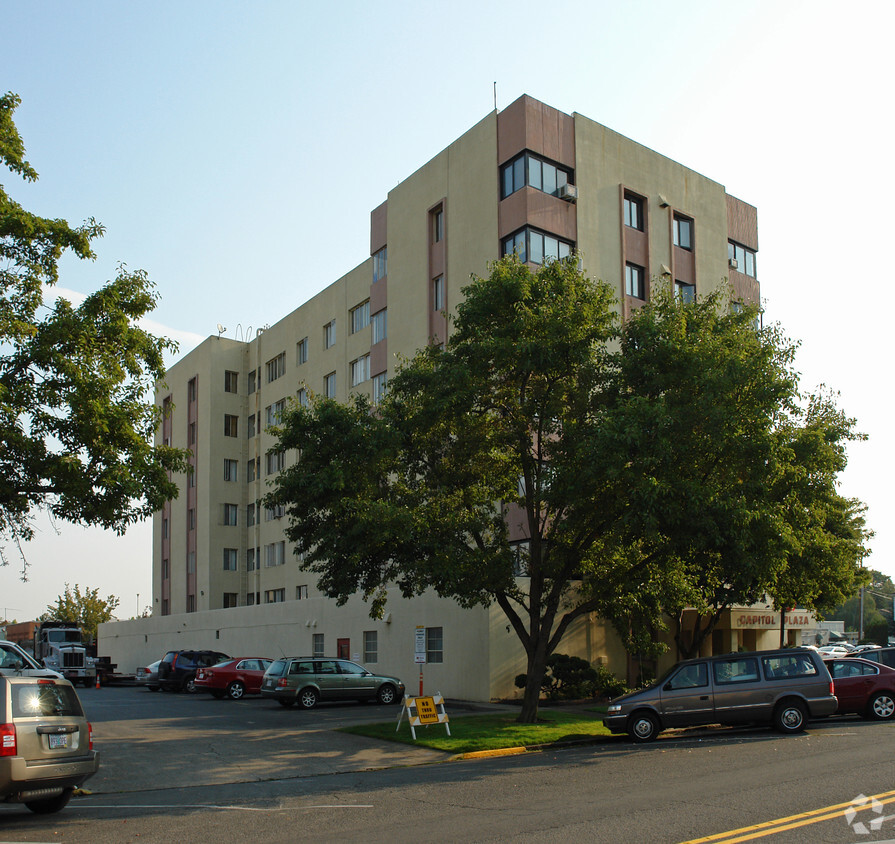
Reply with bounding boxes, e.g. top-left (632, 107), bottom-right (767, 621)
top-left (109, 95), bottom-right (785, 699)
